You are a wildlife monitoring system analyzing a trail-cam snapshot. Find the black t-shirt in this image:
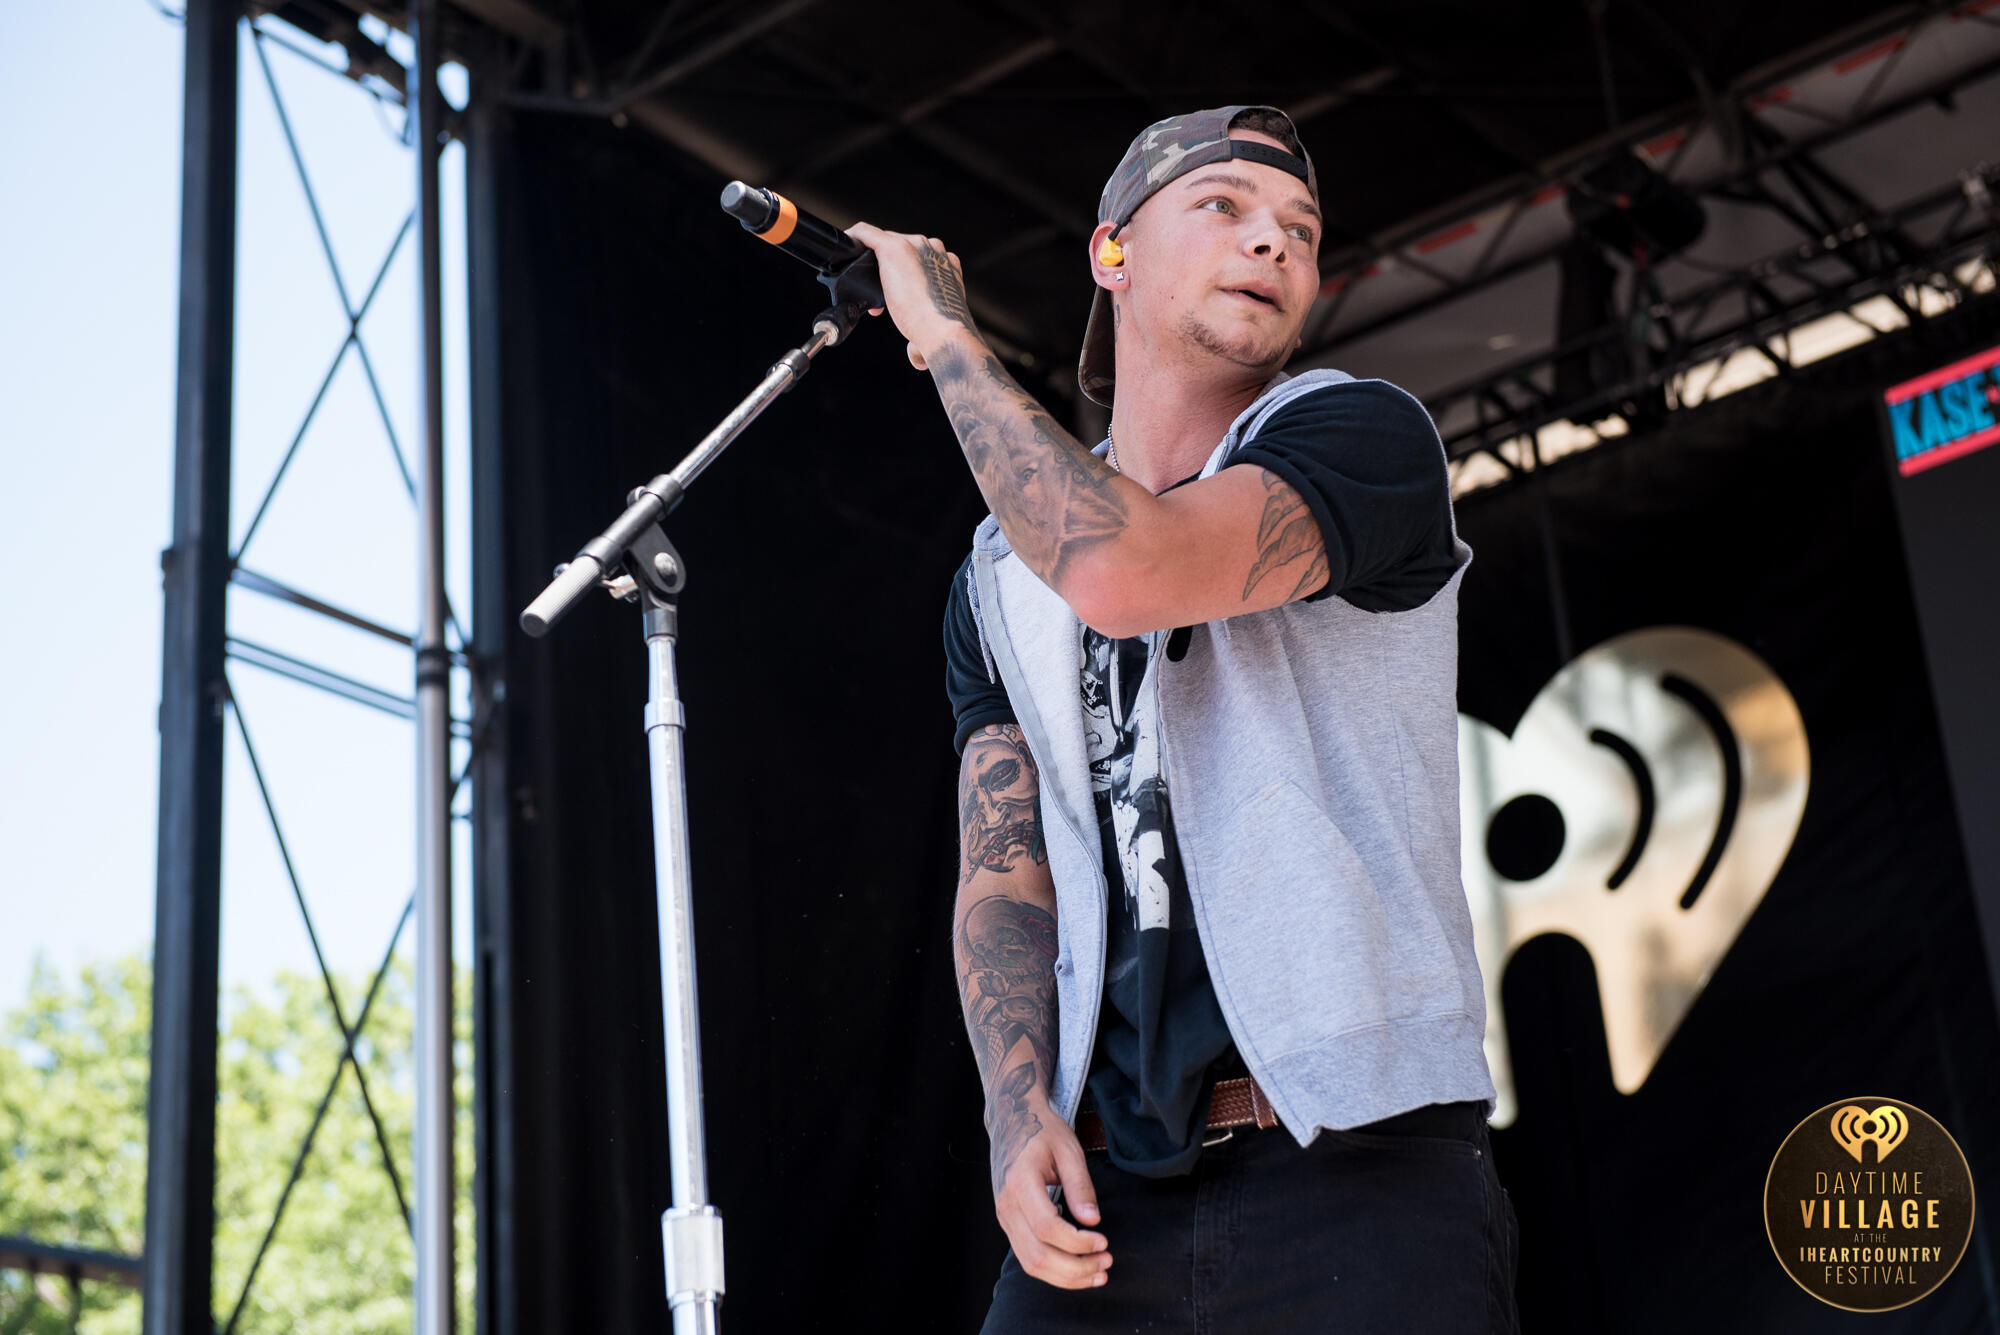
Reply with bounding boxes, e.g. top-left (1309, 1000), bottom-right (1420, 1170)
top-left (942, 378), bottom-right (1457, 1176)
